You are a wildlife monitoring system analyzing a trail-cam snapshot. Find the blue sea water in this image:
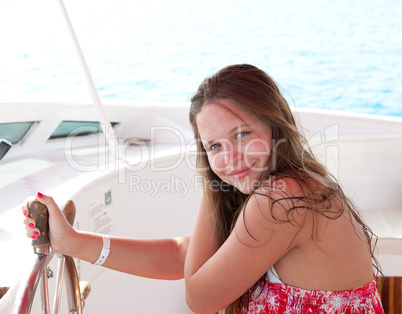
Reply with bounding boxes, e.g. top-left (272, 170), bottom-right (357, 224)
top-left (0, 0), bottom-right (401, 117)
